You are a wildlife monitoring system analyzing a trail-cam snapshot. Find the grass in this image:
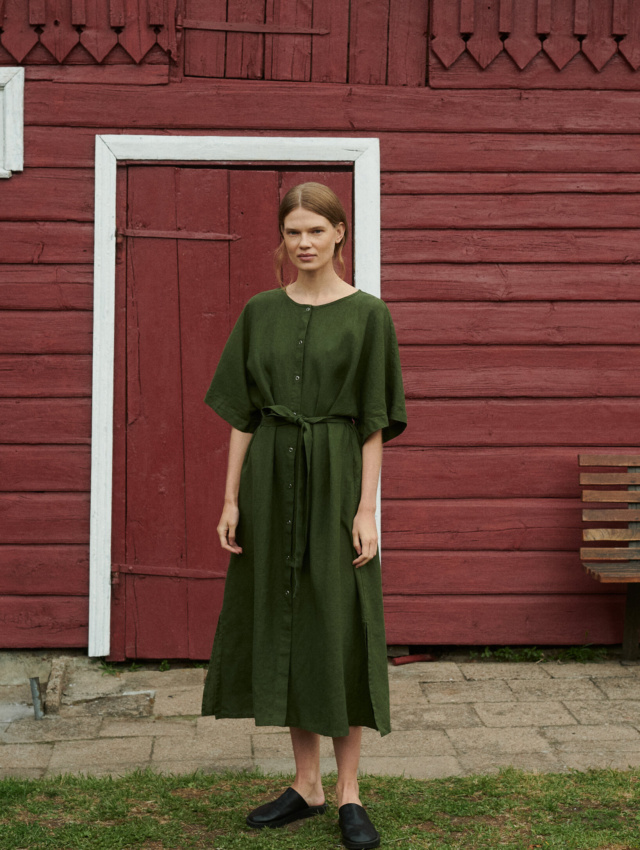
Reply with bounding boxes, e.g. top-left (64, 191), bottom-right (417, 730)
top-left (1, 767), bottom-right (639, 849)
top-left (466, 645), bottom-right (610, 664)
